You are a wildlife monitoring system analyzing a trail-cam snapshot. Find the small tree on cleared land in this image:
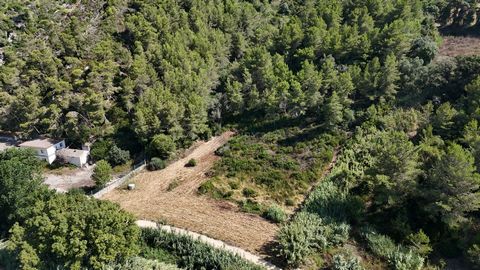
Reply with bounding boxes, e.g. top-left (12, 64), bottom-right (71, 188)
top-left (93, 160), bottom-right (112, 188)
top-left (149, 134), bottom-right (176, 159)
